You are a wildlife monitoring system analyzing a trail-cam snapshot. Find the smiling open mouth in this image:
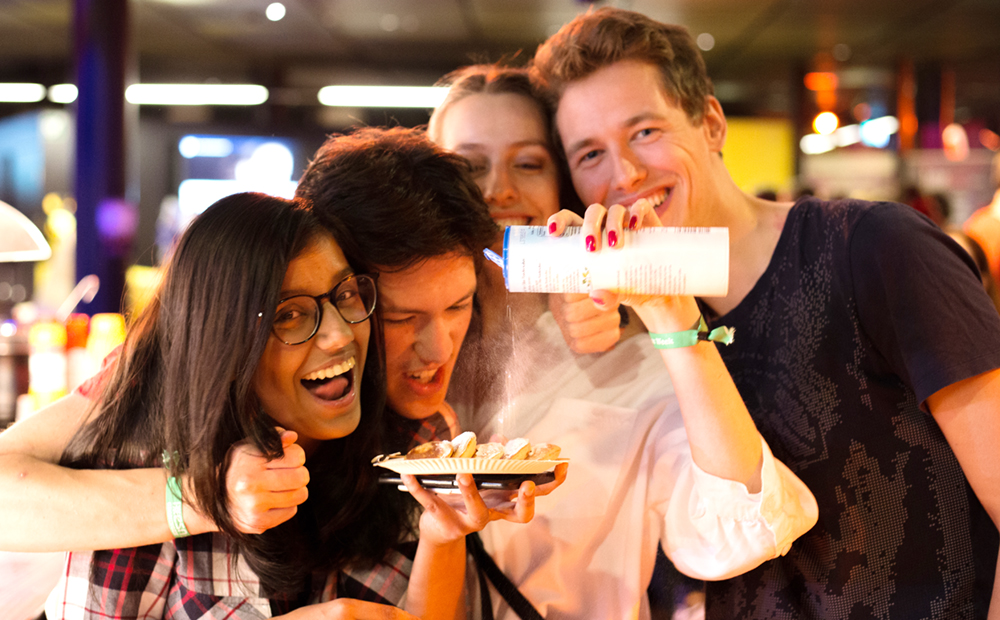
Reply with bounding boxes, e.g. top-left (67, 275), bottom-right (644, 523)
top-left (408, 366), bottom-right (443, 385)
top-left (302, 357), bottom-right (356, 401)
top-left (635, 189), bottom-right (668, 209)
